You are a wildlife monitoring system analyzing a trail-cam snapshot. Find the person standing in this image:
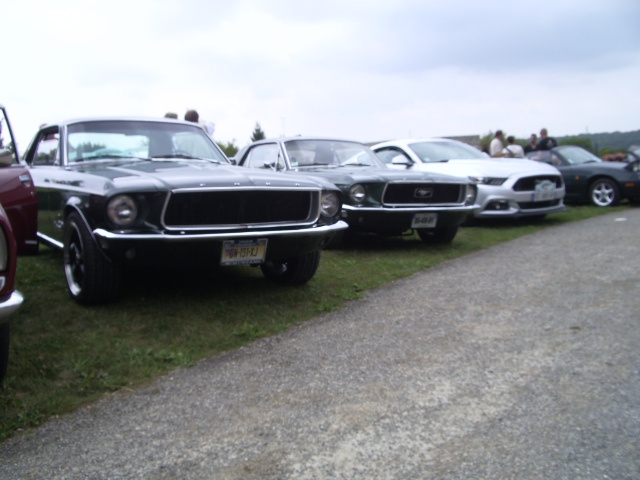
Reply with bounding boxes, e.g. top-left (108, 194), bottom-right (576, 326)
top-left (502, 136), bottom-right (525, 158)
top-left (524, 133), bottom-right (539, 153)
top-left (489, 130), bottom-right (505, 157)
top-left (184, 110), bottom-right (215, 137)
top-left (184, 110), bottom-right (199, 123)
top-left (538, 128), bottom-right (557, 151)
